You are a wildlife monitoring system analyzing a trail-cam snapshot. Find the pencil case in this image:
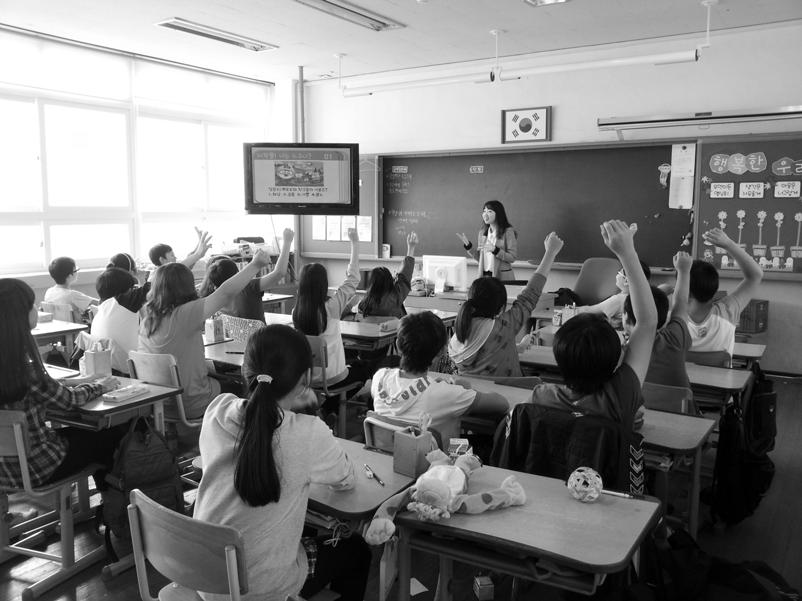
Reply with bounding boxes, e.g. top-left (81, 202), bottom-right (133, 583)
top-left (102, 384), bottom-right (148, 402)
